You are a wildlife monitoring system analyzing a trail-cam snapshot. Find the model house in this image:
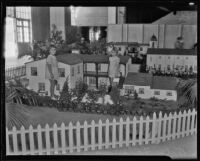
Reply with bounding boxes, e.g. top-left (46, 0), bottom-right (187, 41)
top-left (146, 48), bottom-right (197, 73)
top-left (25, 54), bottom-right (83, 96)
top-left (78, 54), bottom-right (131, 89)
top-left (122, 72), bottom-right (177, 101)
